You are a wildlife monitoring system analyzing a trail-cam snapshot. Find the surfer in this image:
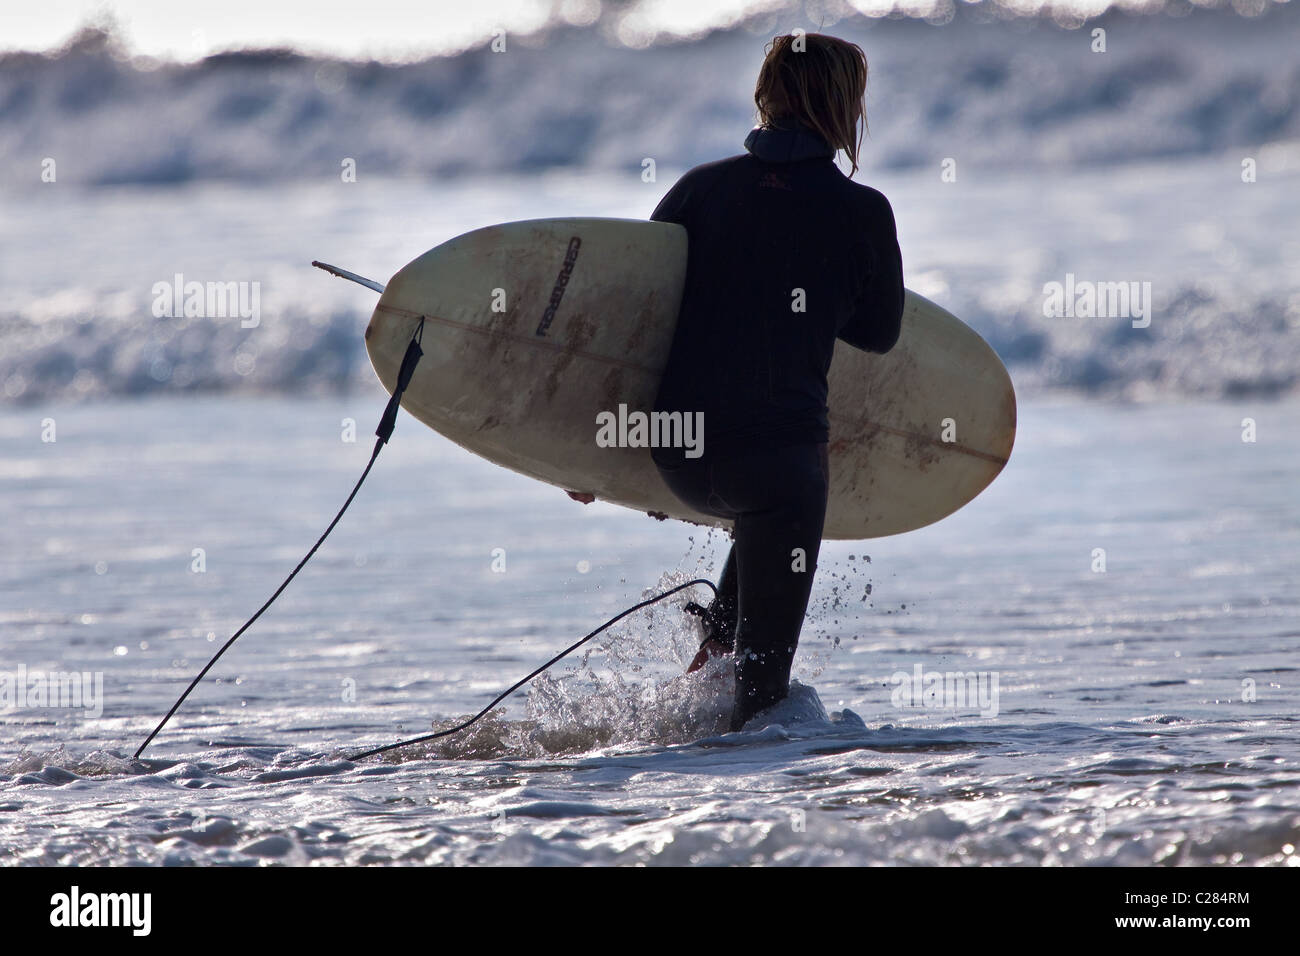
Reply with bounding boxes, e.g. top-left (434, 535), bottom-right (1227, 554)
top-left (649, 33), bottom-right (905, 731)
